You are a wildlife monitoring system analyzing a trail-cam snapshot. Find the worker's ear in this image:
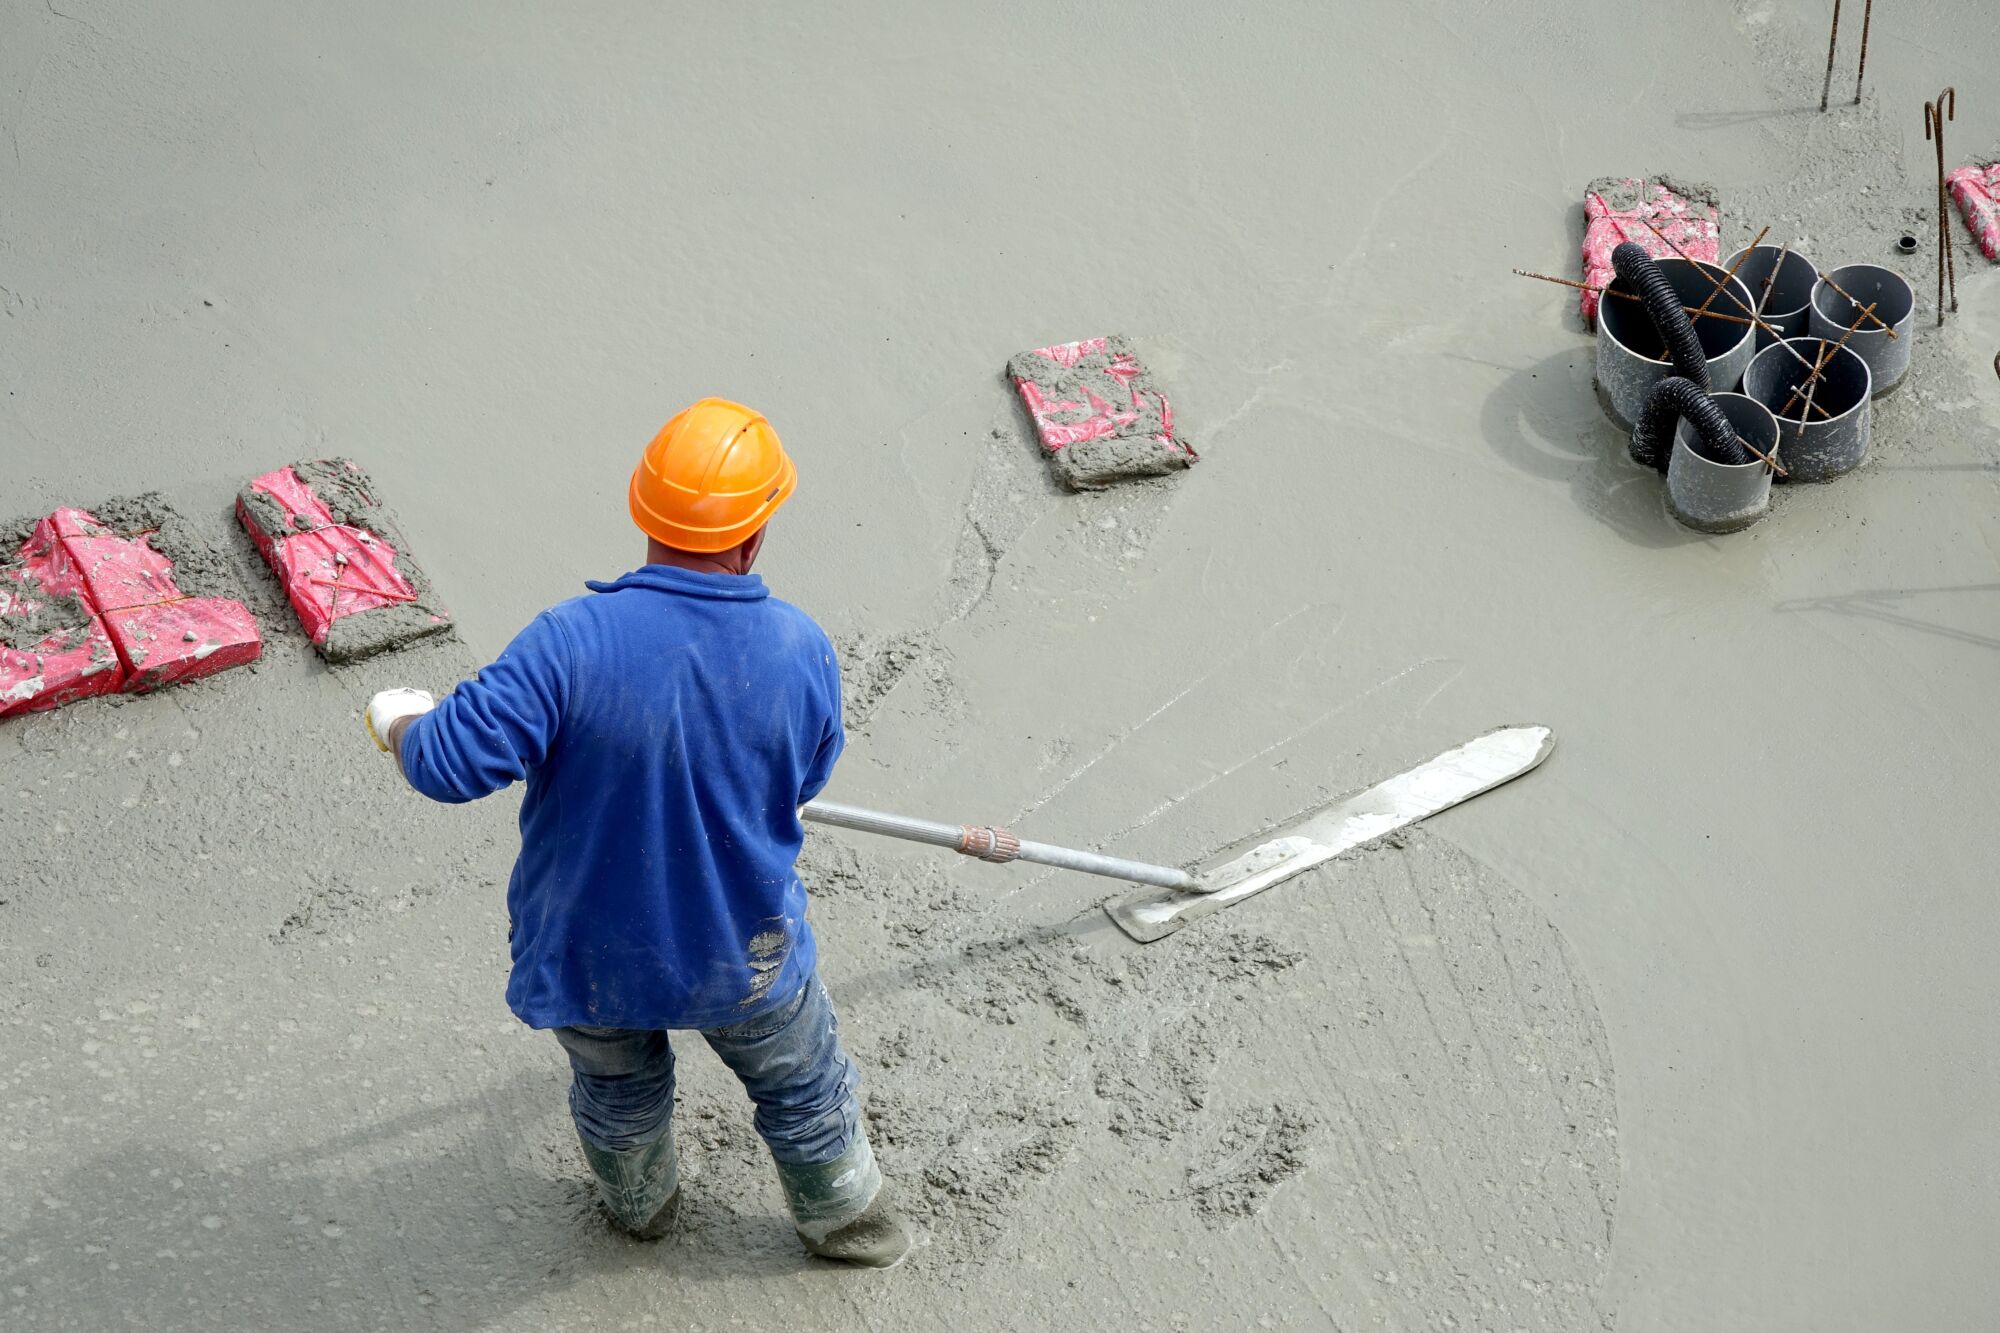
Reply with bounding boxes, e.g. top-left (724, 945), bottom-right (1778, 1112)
top-left (738, 526), bottom-right (767, 573)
